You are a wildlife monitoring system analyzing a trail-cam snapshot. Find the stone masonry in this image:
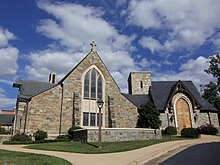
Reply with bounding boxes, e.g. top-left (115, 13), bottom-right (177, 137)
top-left (128, 71), bottom-right (151, 95)
top-left (87, 128), bottom-right (161, 142)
